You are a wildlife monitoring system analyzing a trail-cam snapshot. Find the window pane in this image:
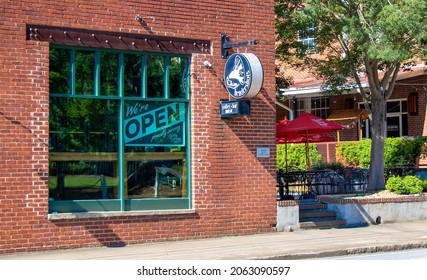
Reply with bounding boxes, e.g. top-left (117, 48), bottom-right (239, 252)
top-left (401, 100), bottom-right (407, 113)
top-left (387, 101), bottom-right (400, 113)
top-left (48, 162), bottom-right (118, 200)
top-left (75, 50), bottom-right (95, 95)
top-left (125, 146), bottom-right (186, 199)
top-left (123, 101), bottom-right (187, 199)
top-left (386, 116), bottom-right (400, 137)
top-left (402, 114), bottom-right (408, 136)
top-left (298, 23), bottom-right (317, 51)
top-left (147, 56), bottom-right (164, 98)
top-left (170, 57), bottom-right (188, 99)
top-left (49, 97), bottom-right (119, 200)
top-left (49, 98), bottom-right (119, 152)
top-left (311, 98), bottom-right (317, 108)
top-left (297, 99), bottom-right (305, 111)
top-left (49, 48), bottom-right (70, 94)
top-left (100, 52), bottom-right (119, 96)
top-left (124, 53), bottom-right (142, 97)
